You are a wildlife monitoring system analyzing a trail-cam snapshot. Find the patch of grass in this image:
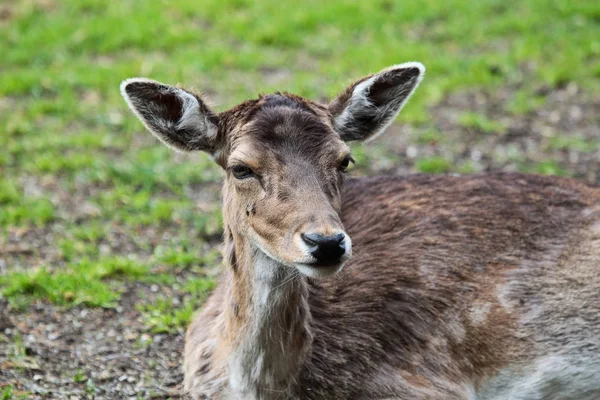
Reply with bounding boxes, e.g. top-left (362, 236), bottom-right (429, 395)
top-left (58, 238), bottom-right (99, 261)
top-left (1, 386), bottom-right (30, 400)
top-left (532, 161), bottom-right (569, 176)
top-left (138, 296), bottom-right (199, 334)
top-left (73, 370), bottom-right (87, 384)
top-left (412, 128), bottom-right (446, 145)
top-left (0, 256), bottom-right (154, 308)
top-left (85, 379), bottom-right (98, 396)
top-left (416, 157), bottom-right (452, 174)
top-left (1, 387), bottom-right (13, 400)
top-left (0, 179), bottom-right (20, 205)
top-left (23, 151), bottom-right (98, 175)
top-left (458, 112), bottom-right (506, 135)
top-left (0, 247), bottom-right (219, 309)
top-left (88, 257), bottom-right (150, 280)
top-left (0, 198), bottom-right (56, 227)
top-left (507, 90), bottom-right (547, 115)
top-left (519, 160), bottom-right (569, 176)
top-left (546, 136), bottom-right (600, 152)
top-left (456, 160), bottom-right (483, 174)
top-left (139, 276), bottom-right (216, 333)
top-left (0, 267), bottom-right (121, 309)
top-left (71, 221), bottom-right (108, 242)
top-left (138, 273), bottom-right (179, 286)
top-left (92, 185), bottom-right (222, 232)
top-left (154, 244), bottom-right (221, 269)
top-left (0, 177), bottom-right (56, 228)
